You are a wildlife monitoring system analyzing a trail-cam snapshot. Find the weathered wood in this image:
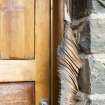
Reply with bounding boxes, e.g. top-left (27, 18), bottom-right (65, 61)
top-left (58, 1), bottom-right (82, 105)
